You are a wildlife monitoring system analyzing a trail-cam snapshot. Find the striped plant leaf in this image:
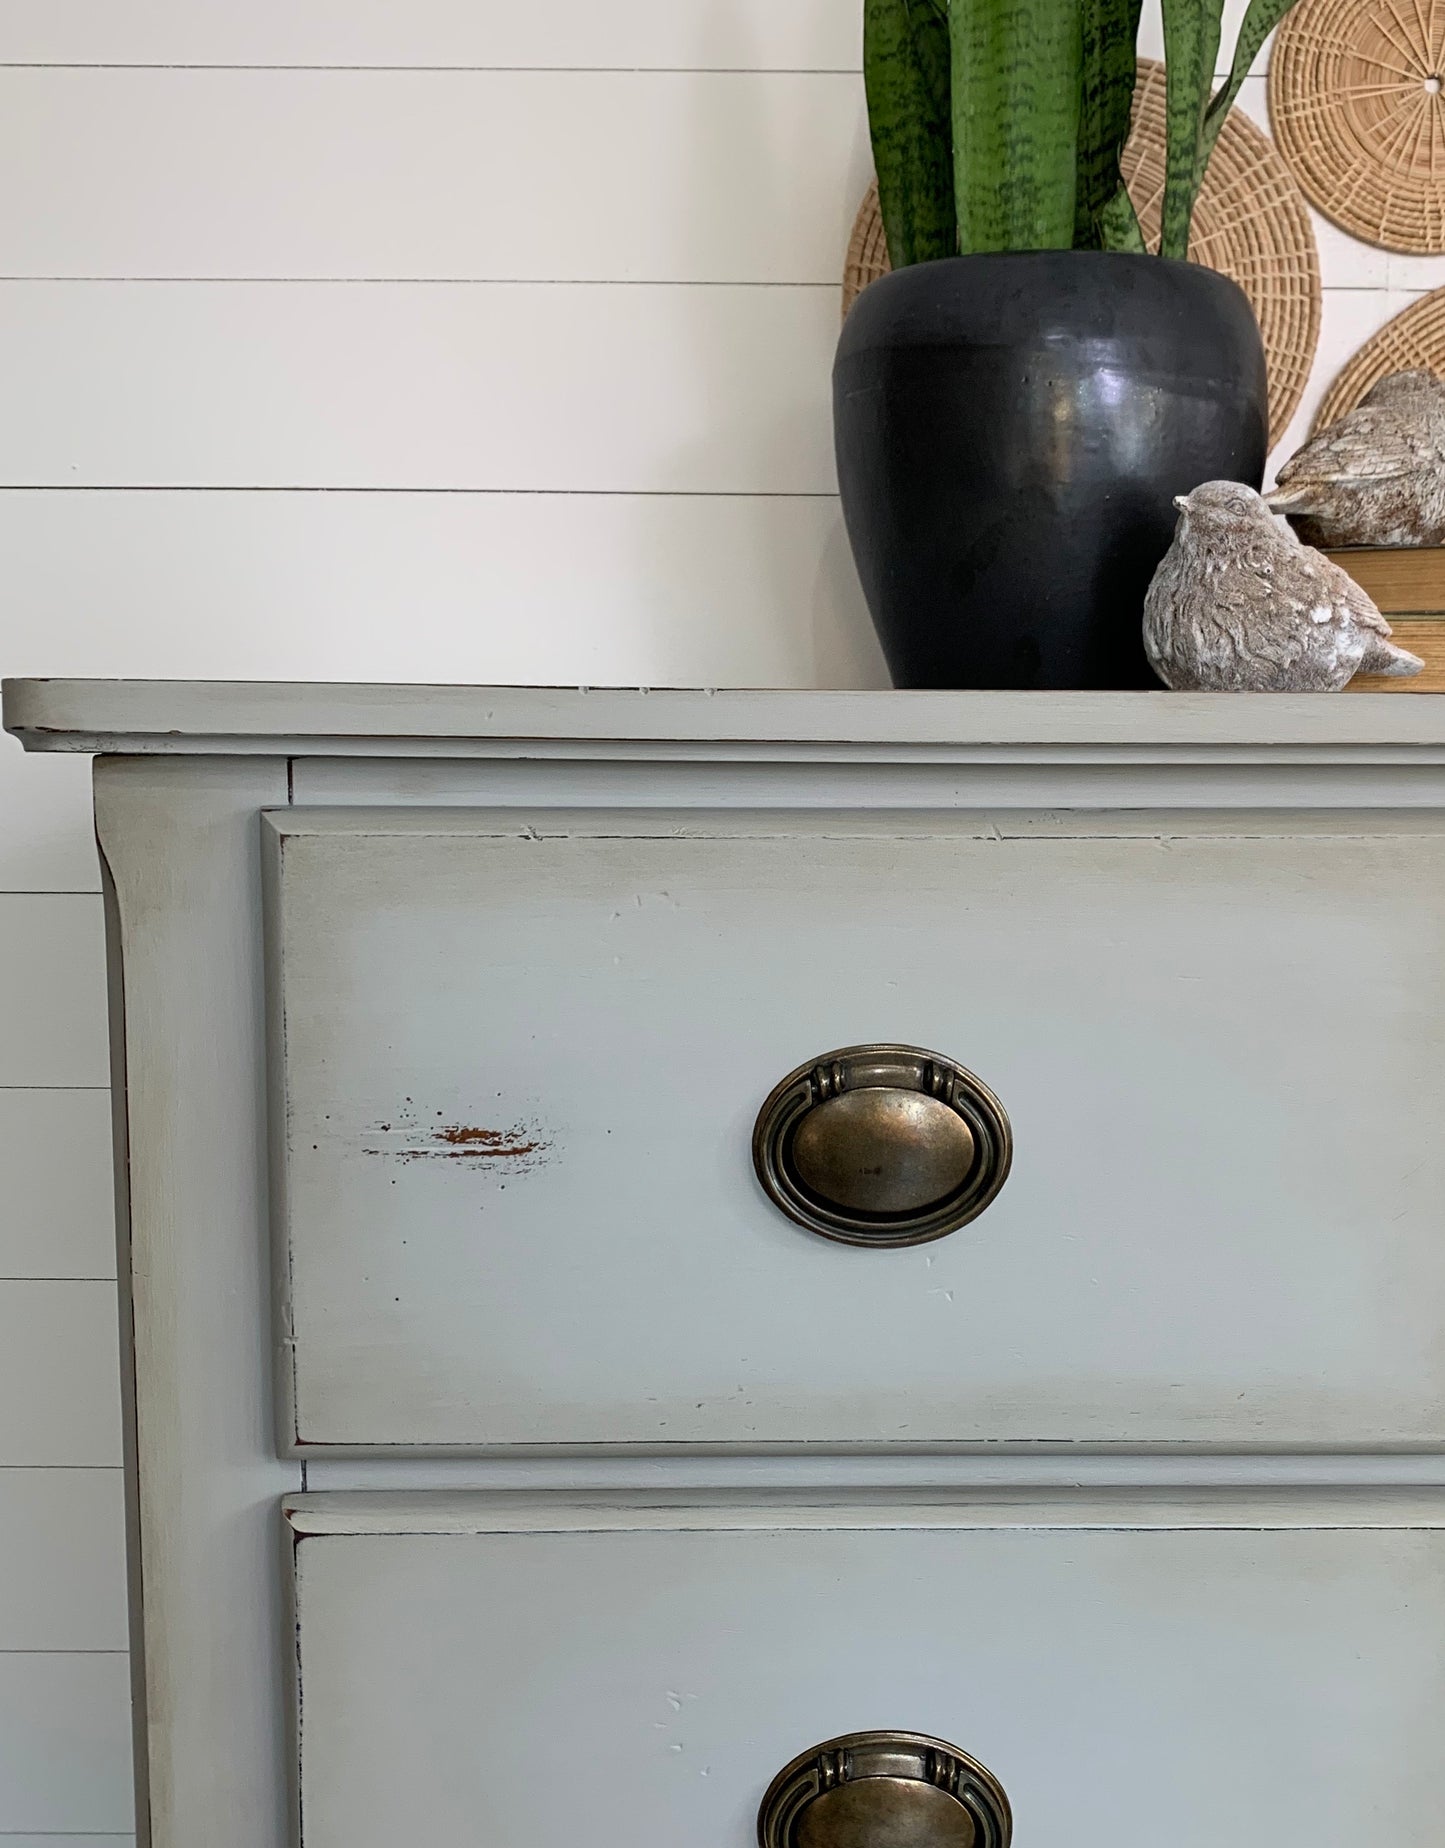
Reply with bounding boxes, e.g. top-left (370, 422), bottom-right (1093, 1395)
top-left (1075, 0), bottom-right (1144, 248)
top-left (1201, 0), bottom-right (1302, 163)
top-left (864, 0), bottom-right (957, 268)
top-left (1098, 181), bottom-right (1147, 252)
top-left (1159, 0), bottom-right (1224, 258)
top-left (951, 0), bottom-right (1084, 254)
